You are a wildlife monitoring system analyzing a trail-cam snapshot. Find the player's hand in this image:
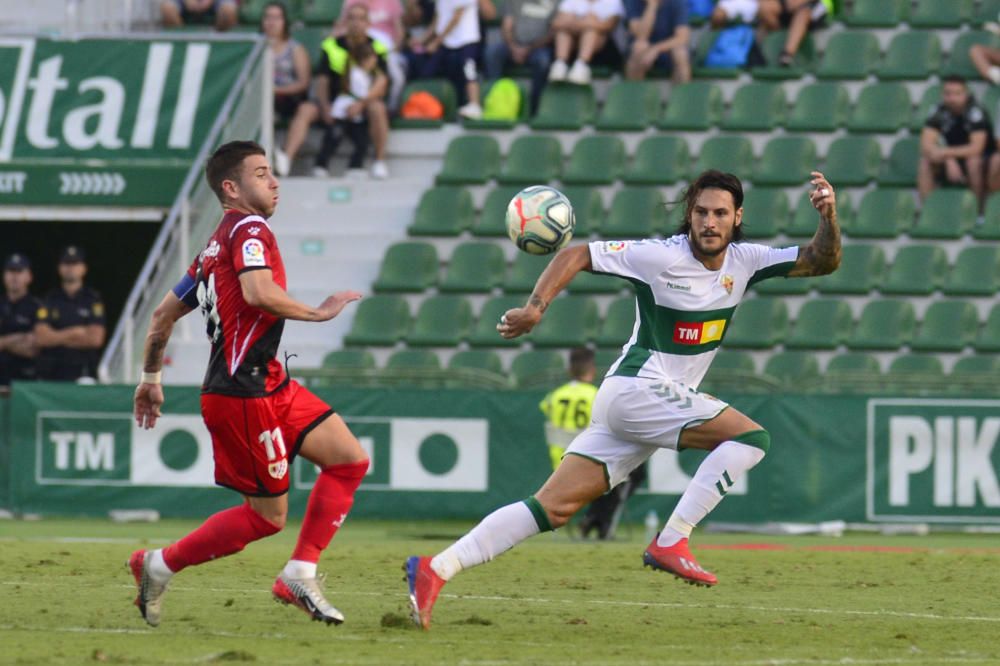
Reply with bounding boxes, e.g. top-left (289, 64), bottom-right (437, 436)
top-left (315, 291), bottom-right (363, 321)
top-left (134, 382), bottom-right (165, 430)
top-left (497, 306), bottom-right (542, 339)
top-left (808, 171), bottom-right (836, 220)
